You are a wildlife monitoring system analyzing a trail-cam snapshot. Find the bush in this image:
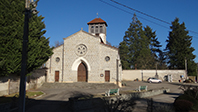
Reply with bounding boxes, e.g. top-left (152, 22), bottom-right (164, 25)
top-left (174, 85), bottom-right (198, 111)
